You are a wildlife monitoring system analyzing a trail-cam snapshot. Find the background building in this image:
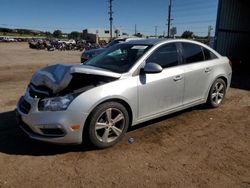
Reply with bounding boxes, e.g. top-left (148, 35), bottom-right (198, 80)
top-left (82, 28), bottom-right (128, 43)
top-left (214, 0), bottom-right (250, 67)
